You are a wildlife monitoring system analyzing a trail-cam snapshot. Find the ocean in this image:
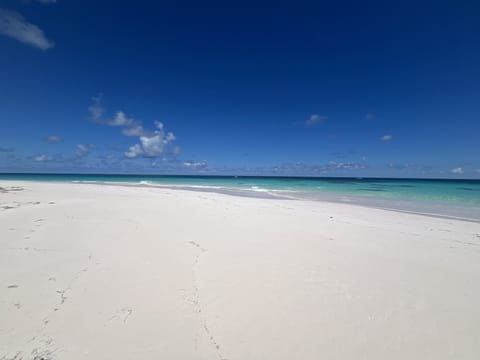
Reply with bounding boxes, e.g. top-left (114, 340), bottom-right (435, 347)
top-left (1, 173), bottom-right (479, 221)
